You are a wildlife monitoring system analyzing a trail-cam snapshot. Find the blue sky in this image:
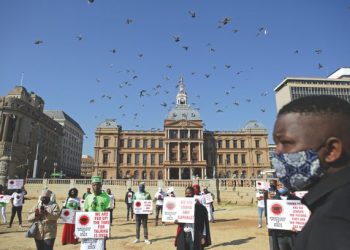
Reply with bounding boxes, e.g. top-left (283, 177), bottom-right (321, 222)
top-left (1, 0), bottom-right (349, 155)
